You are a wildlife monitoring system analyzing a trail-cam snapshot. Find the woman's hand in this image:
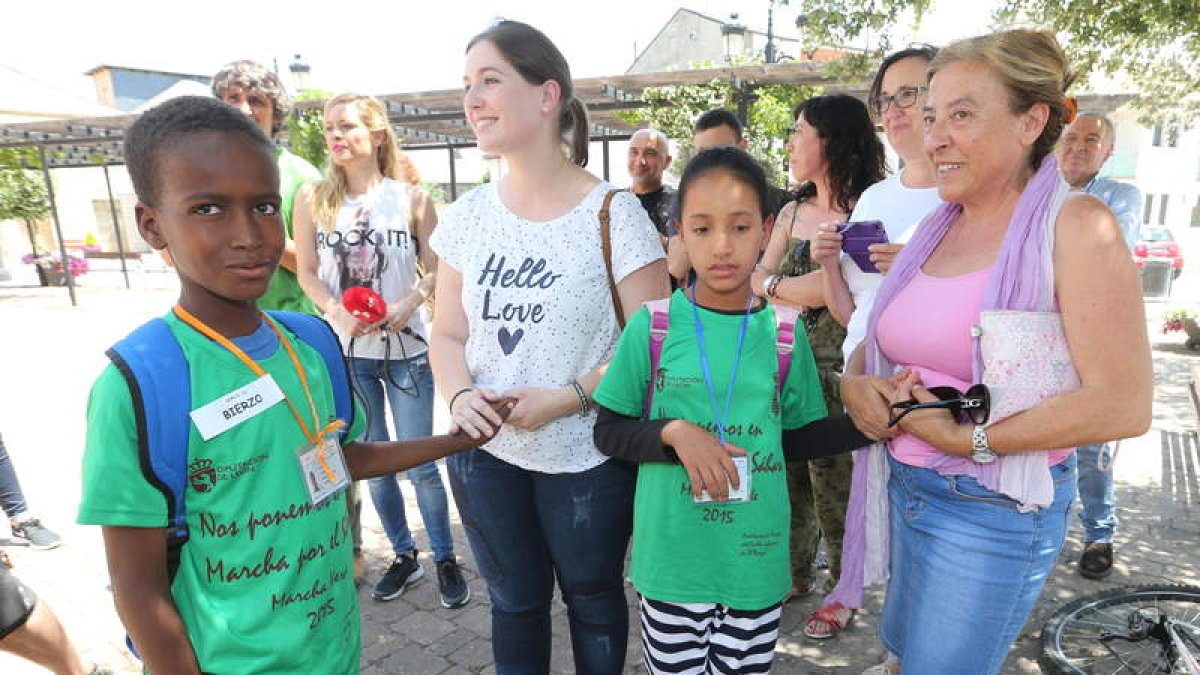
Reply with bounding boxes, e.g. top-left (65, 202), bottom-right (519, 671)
top-left (869, 243), bottom-right (904, 275)
top-left (503, 386), bottom-right (579, 431)
top-left (751, 264), bottom-right (771, 298)
top-left (811, 222), bottom-right (843, 268)
top-left (841, 373), bottom-right (899, 441)
top-left (380, 294), bottom-right (421, 334)
top-left (449, 388), bottom-right (509, 439)
top-left (890, 370), bottom-right (967, 454)
top-left (661, 420), bottom-right (747, 501)
top-left (328, 304), bottom-right (373, 338)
